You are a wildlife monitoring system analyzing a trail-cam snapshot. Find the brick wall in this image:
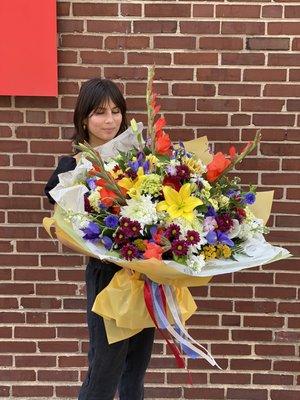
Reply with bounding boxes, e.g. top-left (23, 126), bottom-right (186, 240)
top-left (0, 1), bottom-right (299, 399)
